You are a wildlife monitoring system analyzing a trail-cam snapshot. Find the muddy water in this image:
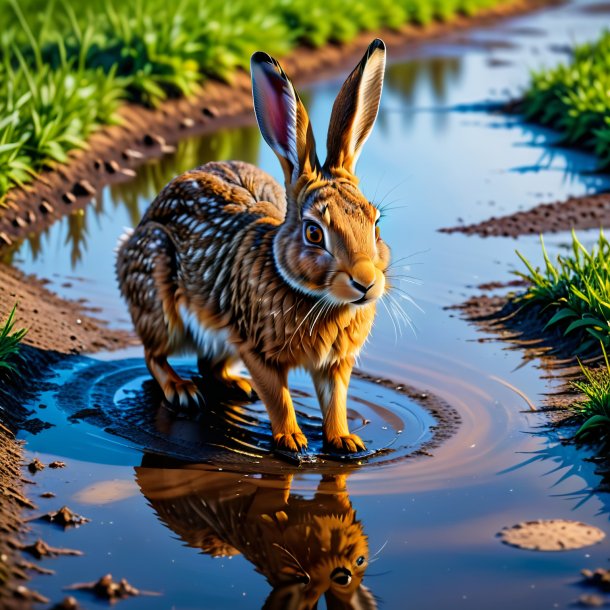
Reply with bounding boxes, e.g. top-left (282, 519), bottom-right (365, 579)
top-left (12, 1), bottom-right (610, 608)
